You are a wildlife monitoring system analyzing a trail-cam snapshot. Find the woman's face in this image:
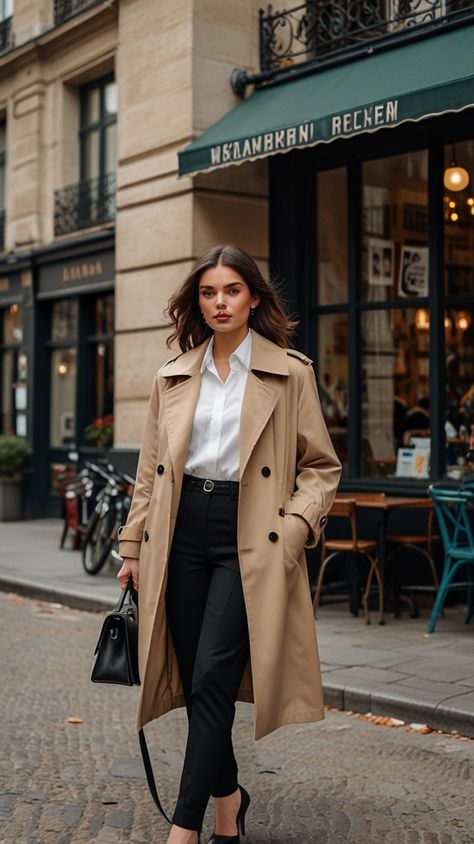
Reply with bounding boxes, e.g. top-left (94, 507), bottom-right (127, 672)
top-left (198, 263), bottom-right (260, 335)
